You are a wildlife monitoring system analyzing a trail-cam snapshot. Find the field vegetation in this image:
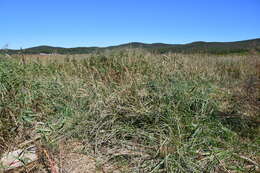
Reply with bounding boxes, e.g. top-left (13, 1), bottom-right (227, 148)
top-left (0, 49), bottom-right (259, 172)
